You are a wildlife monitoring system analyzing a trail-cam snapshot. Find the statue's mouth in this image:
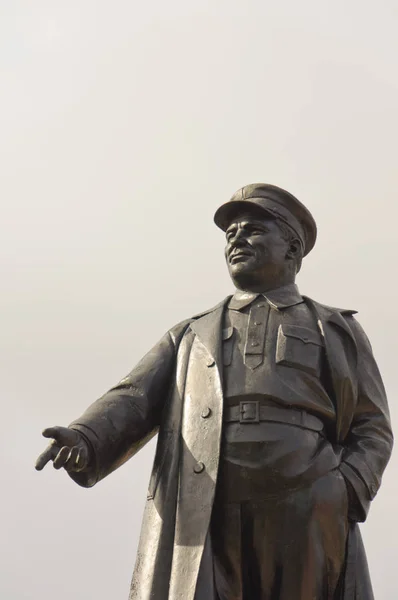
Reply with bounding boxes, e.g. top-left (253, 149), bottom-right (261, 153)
top-left (229, 249), bottom-right (253, 263)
